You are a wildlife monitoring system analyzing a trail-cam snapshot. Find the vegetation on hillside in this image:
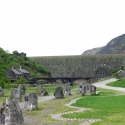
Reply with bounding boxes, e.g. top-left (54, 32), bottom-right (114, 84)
top-left (98, 34), bottom-right (125, 54)
top-left (0, 47), bottom-right (51, 88)
top-left (82, 34), bottom-right (125, 55)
